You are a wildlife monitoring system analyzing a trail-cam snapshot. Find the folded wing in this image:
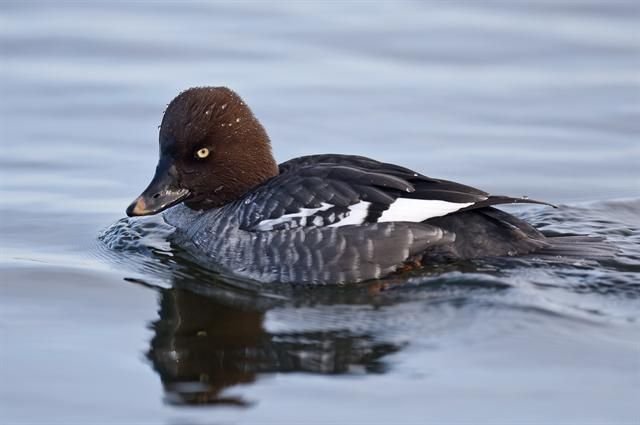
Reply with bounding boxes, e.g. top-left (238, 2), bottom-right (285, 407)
top-left (237, 154), bottom-right (552, 232)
